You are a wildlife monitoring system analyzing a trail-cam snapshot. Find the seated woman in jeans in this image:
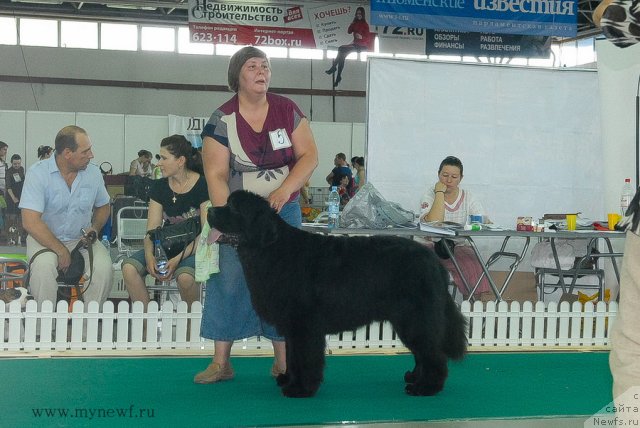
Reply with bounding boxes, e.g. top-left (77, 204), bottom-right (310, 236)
top-left (419, 155), bottom-right (493, 301)
top-left (121, 135), bottom-right (208, 310)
